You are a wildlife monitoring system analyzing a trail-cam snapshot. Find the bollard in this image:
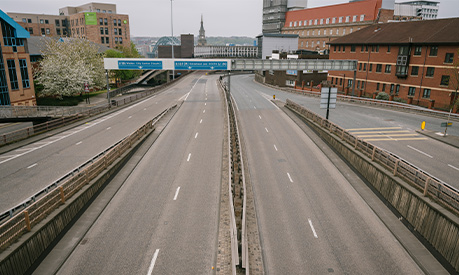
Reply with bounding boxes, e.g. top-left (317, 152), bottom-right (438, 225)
top-left (59, 186), bottom-right (65, 203)
top-left (24, 210), bottom-right (31, 231)
top-left (393, 160), bottom-right (400, 176)
top-left (424, 177), bottom-right (431, 197)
